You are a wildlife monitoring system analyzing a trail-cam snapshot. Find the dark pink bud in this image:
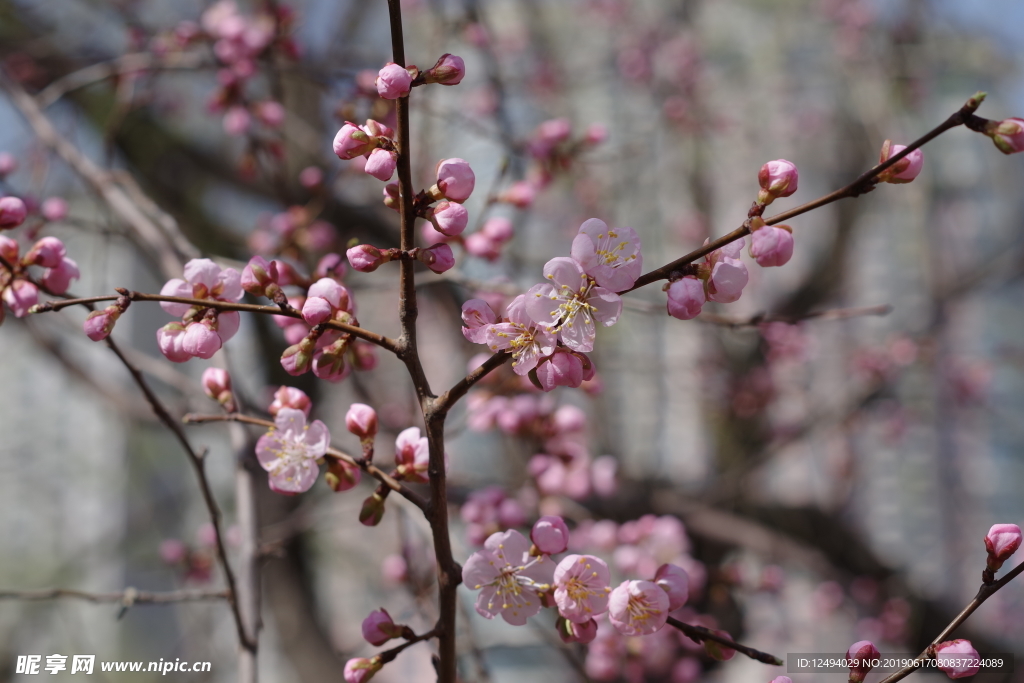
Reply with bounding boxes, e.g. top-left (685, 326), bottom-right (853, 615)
top-left (281, 334), bottom-right (317, 375)
top-left (361, 609), bottom-right (403, 646)
top-left (359, 492), bottom-right (387, 526)
top-left (83, 305), bottom-right (121, 341)
top-left (418, 243), bottom-right (455, 273)
top-left (846, 640), bottom-right (880, 683)
top-left (347, 244), bottom-right (390, 272)
top-left (201, 367), bottom-right (235, 411)
top-left (343, 657), bottom-right (382, 683)
top-left (424, 53), bottom-right (466, 85)
top-left (435, 158), bottom-right (475, 202)
top-left (0, 235), bottom-right (19, 263)
top-left (346, 403), bottom-right (378, 441)
top-left (326, 459), bottom-right (361, 492)
top-left (531, 515), bottom-right (570, 554)
top-left (240, 256), bottom-right (280, 297)
top-left (985, 523), bottom-right (1022, 571)
top-left (376, 62), bottom-right (414, 99)
top-left (0, 196), bottom-right (28, 229)
top-left (556, 617), bottom-right (597, 644)
top-left (704, 631), bottom-right (736, 661)
top-left (364, 148), bottom-right (397, 181)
